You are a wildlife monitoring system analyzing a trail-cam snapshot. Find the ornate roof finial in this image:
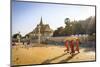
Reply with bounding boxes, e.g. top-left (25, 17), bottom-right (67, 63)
top-left (40, 16), bottom-right (43, 25)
